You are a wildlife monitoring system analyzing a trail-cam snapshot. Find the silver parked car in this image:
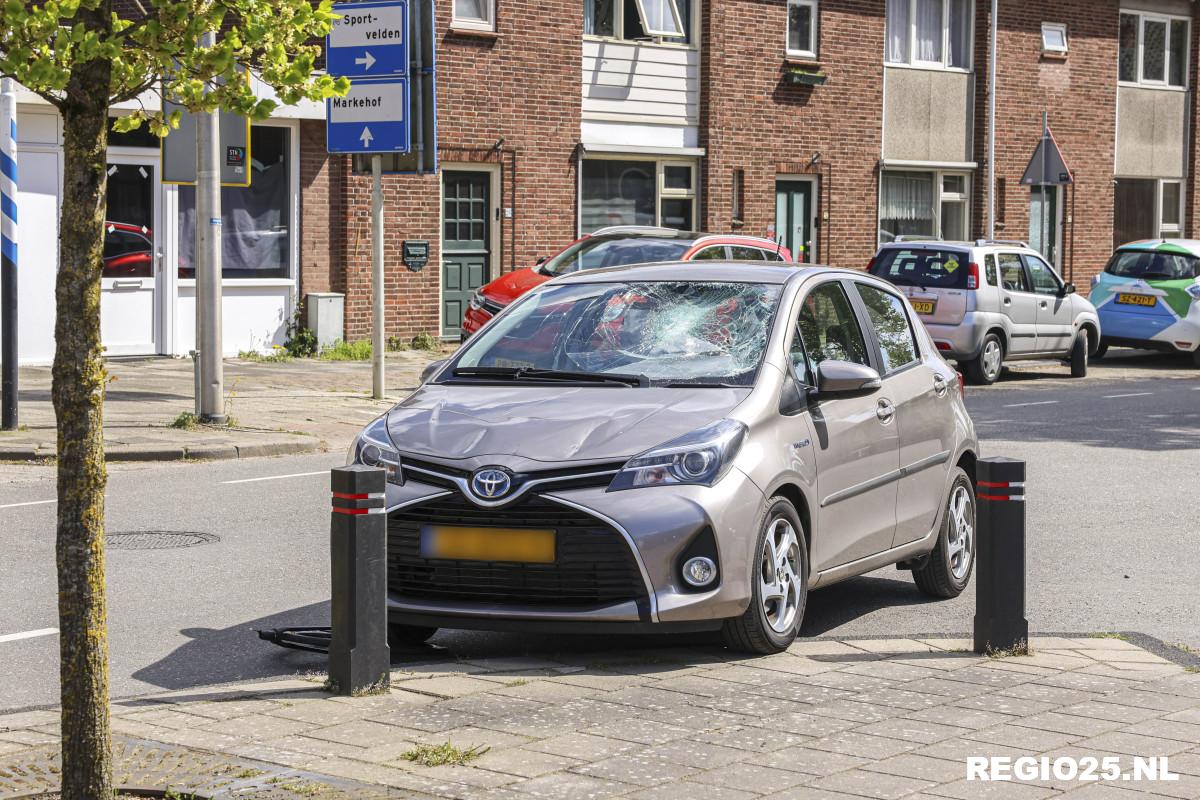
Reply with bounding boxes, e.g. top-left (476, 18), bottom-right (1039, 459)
top-left (350, 262), bottom-right (979, 654)
top-left (869, 239), bottom-right (1101, 384)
